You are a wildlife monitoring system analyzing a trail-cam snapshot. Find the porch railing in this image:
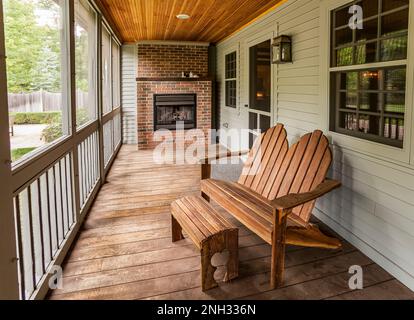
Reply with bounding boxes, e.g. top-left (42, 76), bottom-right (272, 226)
top-left (12, 106), bottom-right (122, 300)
